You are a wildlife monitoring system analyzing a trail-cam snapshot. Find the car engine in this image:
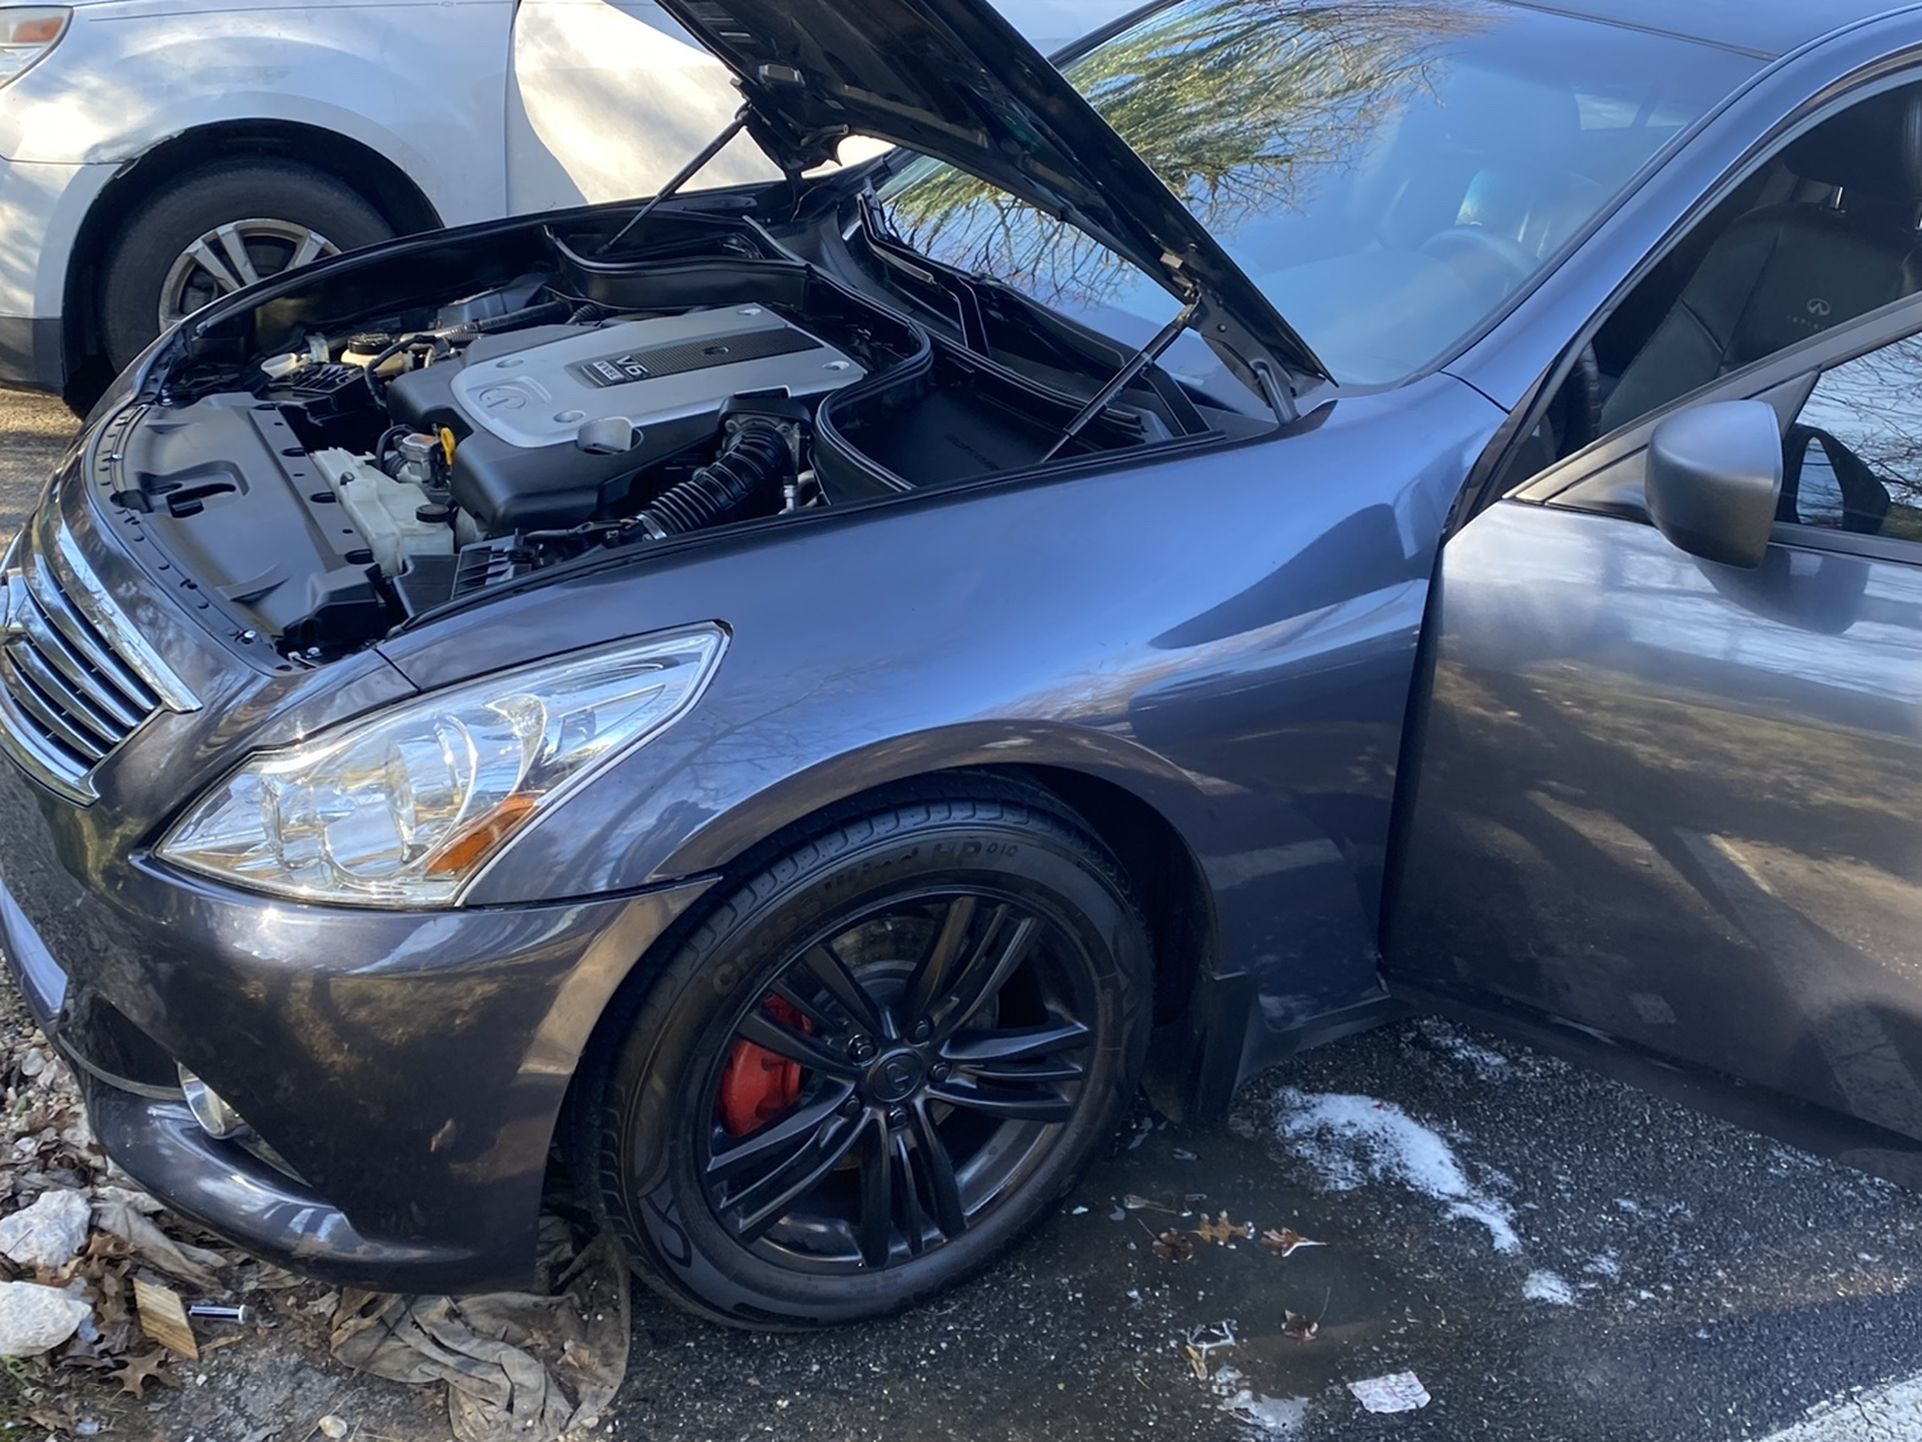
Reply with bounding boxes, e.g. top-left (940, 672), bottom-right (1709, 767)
top-left (103, 214), bottom-right (1205, 661)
